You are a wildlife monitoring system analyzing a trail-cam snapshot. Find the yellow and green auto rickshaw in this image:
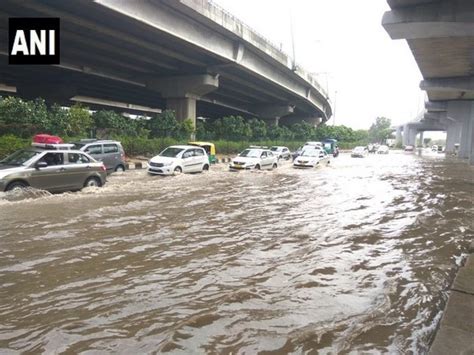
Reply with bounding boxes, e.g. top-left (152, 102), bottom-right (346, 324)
top-left (188, 141), bottom-right (217, 164)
